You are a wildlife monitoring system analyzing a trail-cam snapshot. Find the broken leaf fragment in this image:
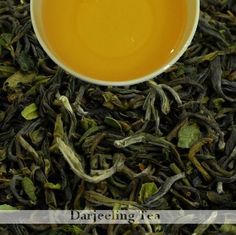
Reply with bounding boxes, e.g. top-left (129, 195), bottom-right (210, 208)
top-left (138, 182), bottom-right (158, 203)
top-left (0, 204), bottom-right (17, 210)
top-left (21, 103), bottom-right (39, 120)
top-left (22, 177), bottom-right (37, 202)
top-left (220, 224), bottom-right (236, 234)
top-left (178, 123), bottom-right (201, 149)
top-left (3, 71), bottom-right (35, 91)
top-left (44, 182), bottom-right (61, 190)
